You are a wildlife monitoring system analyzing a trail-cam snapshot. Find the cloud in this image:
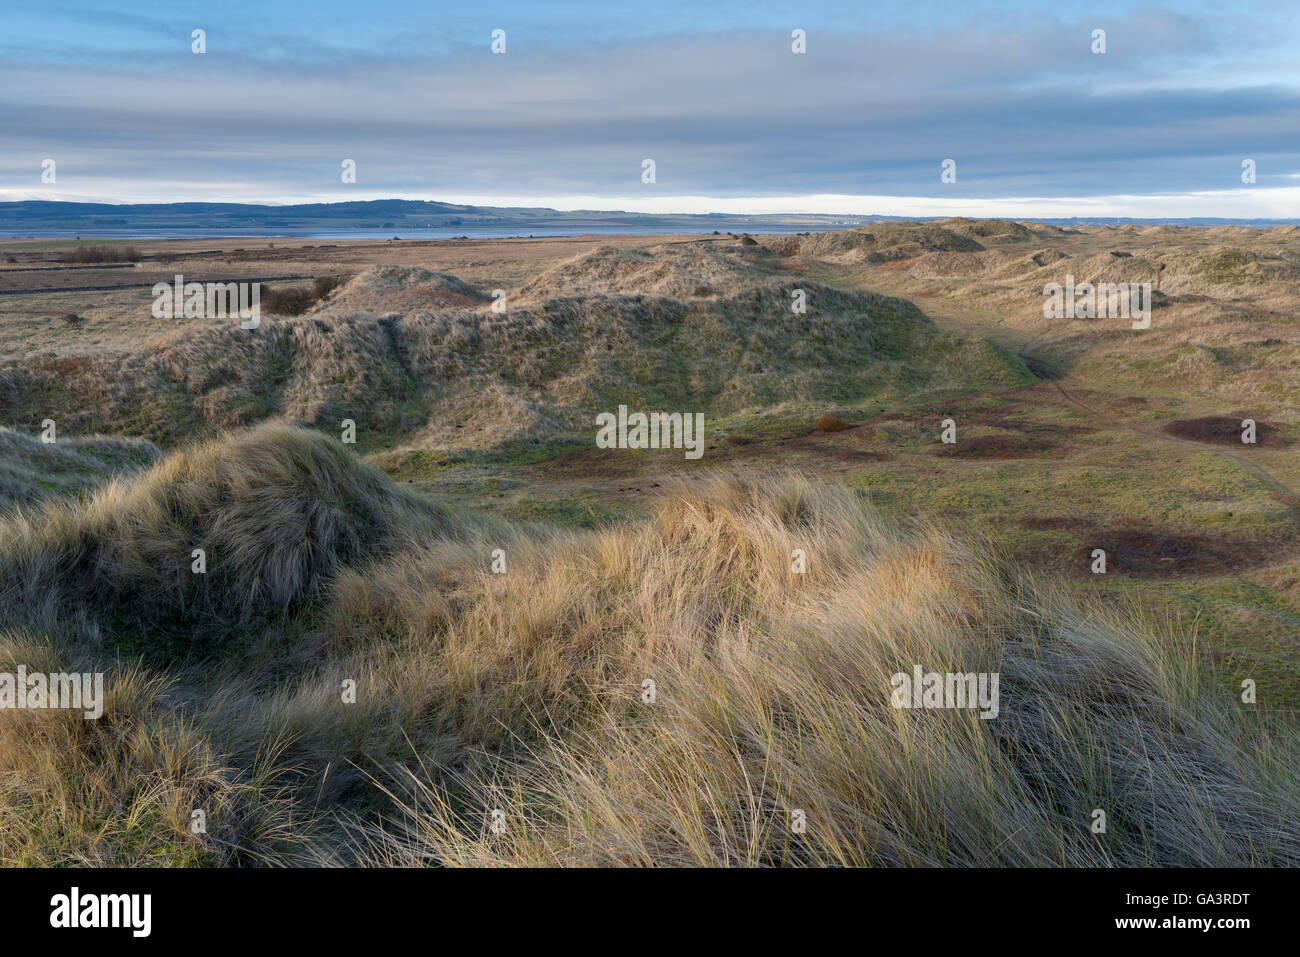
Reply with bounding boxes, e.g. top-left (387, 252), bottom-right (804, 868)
top-left (1, 4), bottom-right (1297, 212)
